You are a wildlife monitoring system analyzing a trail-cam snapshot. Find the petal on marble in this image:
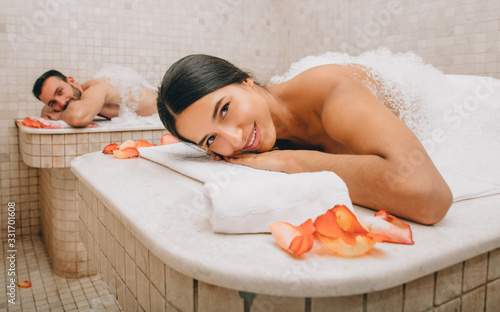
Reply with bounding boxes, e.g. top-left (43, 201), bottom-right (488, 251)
top-left (21, 117), bottom-right (37, 128)
top-left (360, 210), bottom-right (414, 245)
top-left (102, 143), bottom-right (119, 154)
top-left (315, 233), bottom-right (377, 257)
top-left (270, 219), bottom-right (314, 256)
top-left (20, 117), bottom-right (62, 129)
top-left (136, 139), bottom-right (156, 148)
top-left (161, 134), bottom-right (181, 145)
top-left (289, 233), bottom-right (315, 256)
top-left (113, 147), bottom-right (140, 159)
top-left (270, 222), bottom-right (301, 251)
top-left (17, 280), bottom-right (31, 288)
top-left (119, 140), bottom-right (137, 150)
top-left (313, 205), bottom-right (379, 256)
top-left (314, 205), bottom-right (368, 247)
